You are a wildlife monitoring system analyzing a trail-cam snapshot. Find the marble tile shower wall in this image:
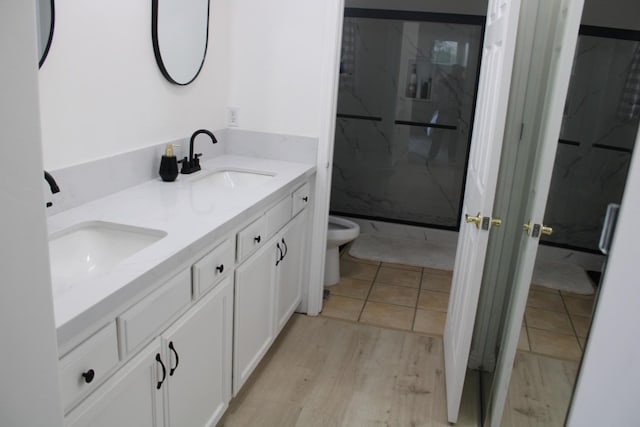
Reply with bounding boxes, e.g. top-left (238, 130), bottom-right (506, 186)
top-left (543, 35), bottom-right (640, 251)
top-left (331, 17), bottom-right (483, 228)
